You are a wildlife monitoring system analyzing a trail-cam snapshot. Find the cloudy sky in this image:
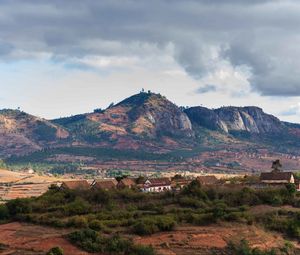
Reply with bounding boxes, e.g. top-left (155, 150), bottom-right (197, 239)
top-left (1, 0), bottom-right (300, 122)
